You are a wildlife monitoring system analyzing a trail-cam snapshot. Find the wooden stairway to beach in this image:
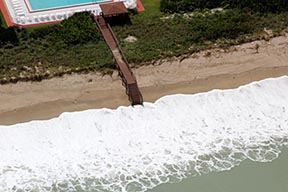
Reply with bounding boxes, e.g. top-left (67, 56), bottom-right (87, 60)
top-left (94, 15), bottom-right (143, 105)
